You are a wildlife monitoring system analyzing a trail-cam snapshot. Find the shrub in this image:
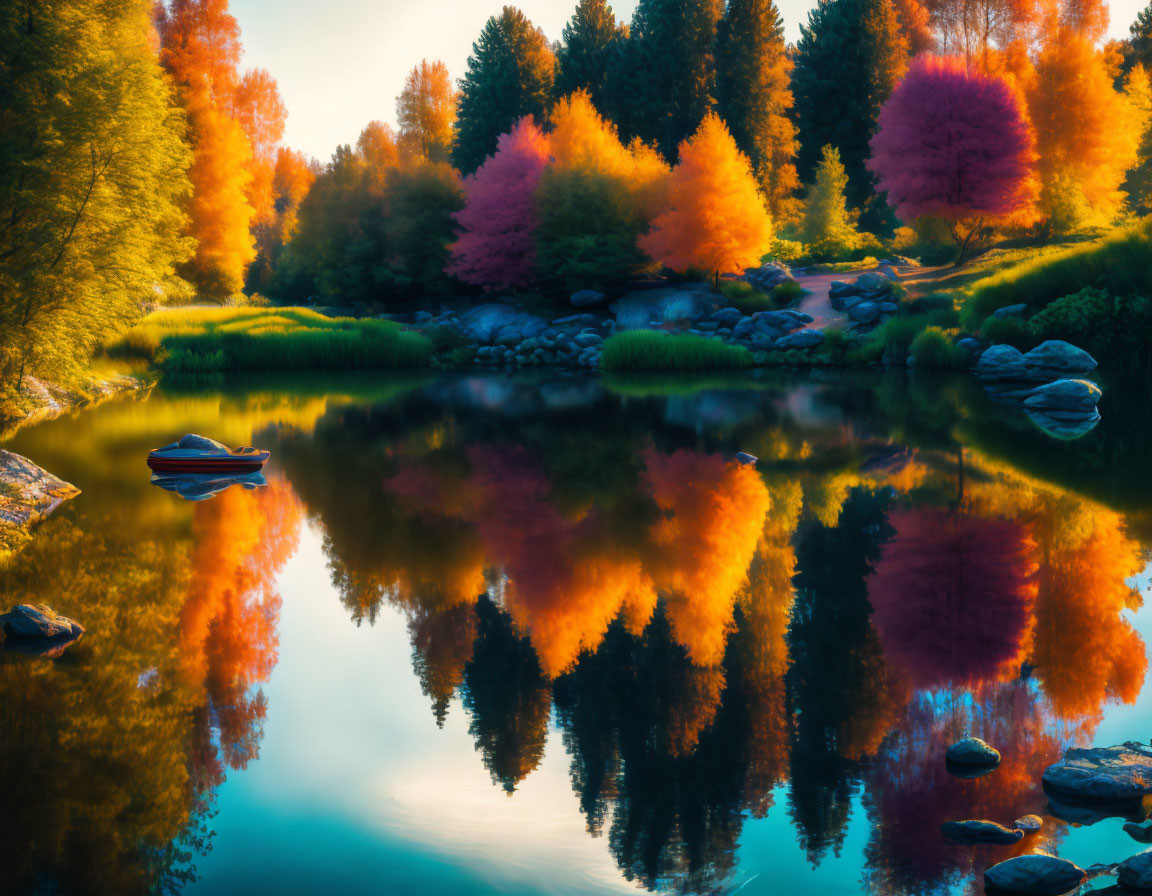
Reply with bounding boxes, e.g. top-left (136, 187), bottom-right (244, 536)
top-left (980, 314), bottom-right (1038, 350)
top-left (719, 280), bottom-right (803, 311)
top-left (600, 331), bottom-right (753, 371)
top-left (909, 327), bottom-right (969, 369)
top-left (849, 309), bottom-right (957, 365)
top-left (963, 223), bottom-right (1152, 326)
top-left (772, 281), bottom-right (807, 305)
top-left (1029, 287), bottom-right (1152, 372)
